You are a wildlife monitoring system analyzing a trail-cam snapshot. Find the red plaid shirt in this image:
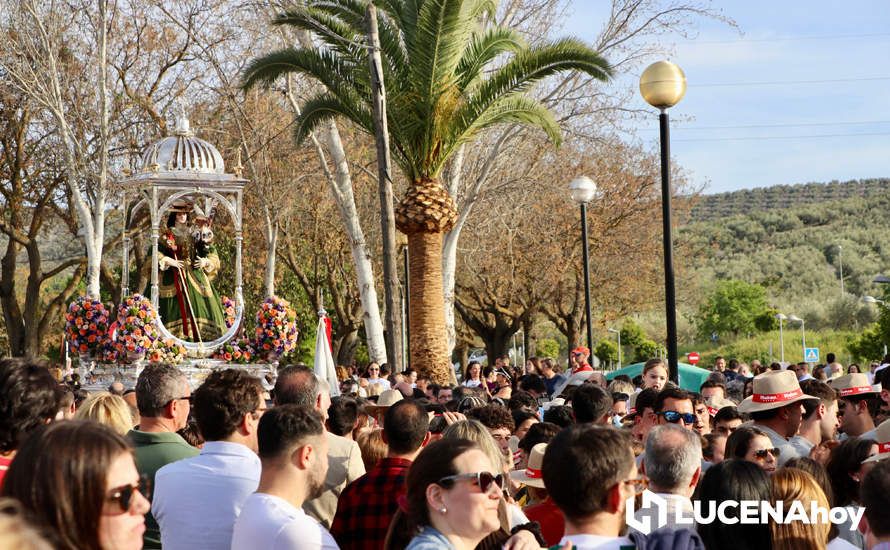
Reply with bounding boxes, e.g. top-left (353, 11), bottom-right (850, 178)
top-left (330, 456), bottom-right (412, 550)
